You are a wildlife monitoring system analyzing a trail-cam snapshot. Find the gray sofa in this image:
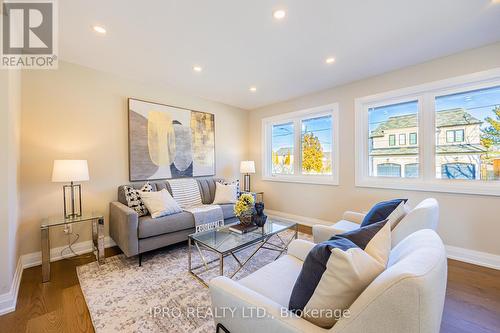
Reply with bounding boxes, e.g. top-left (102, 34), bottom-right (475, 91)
top-left (109, 177), bottom-right (237, 265)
